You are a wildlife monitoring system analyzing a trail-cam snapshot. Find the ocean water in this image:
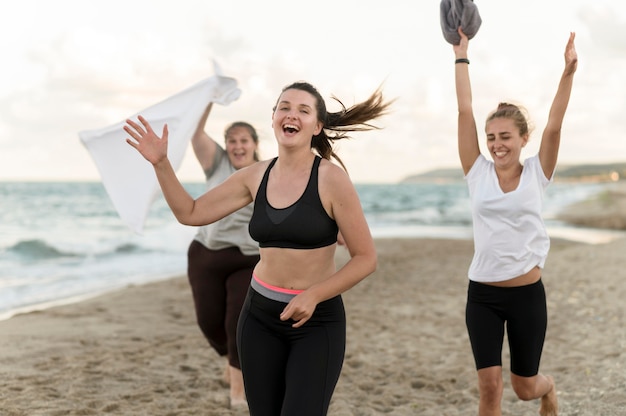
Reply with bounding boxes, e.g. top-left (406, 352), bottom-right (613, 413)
top-left (0, 180), bottom-right (620, 321)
